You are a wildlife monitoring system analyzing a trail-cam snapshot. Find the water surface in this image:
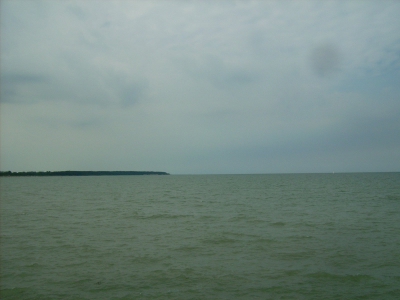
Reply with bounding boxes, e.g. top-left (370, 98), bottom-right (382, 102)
top-left (1, 173), bottom-right (400, 299)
